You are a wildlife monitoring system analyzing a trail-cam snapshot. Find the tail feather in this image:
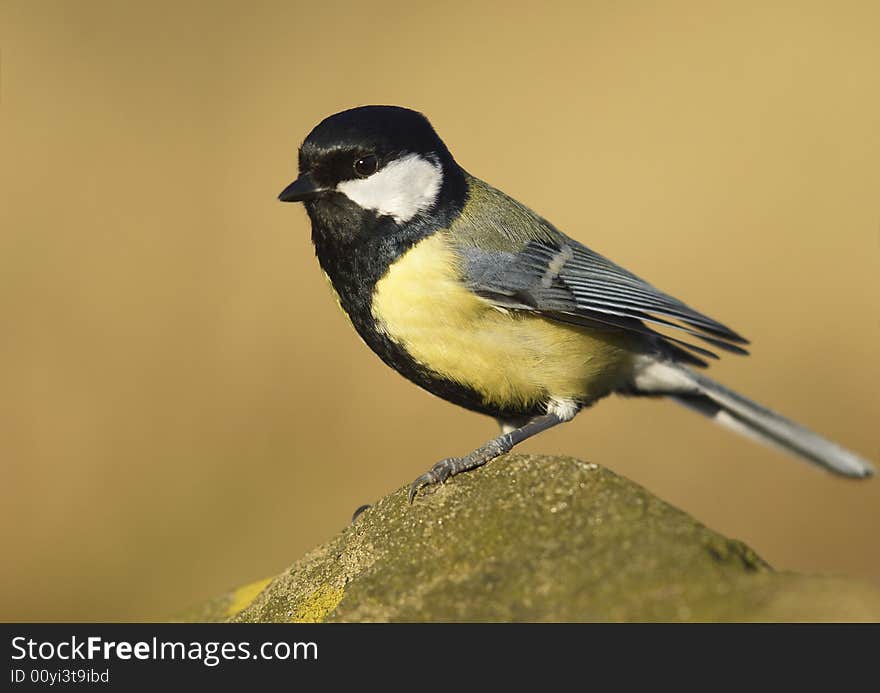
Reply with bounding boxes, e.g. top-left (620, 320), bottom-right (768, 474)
top-left (634, 360), bottom-right (875, 479)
